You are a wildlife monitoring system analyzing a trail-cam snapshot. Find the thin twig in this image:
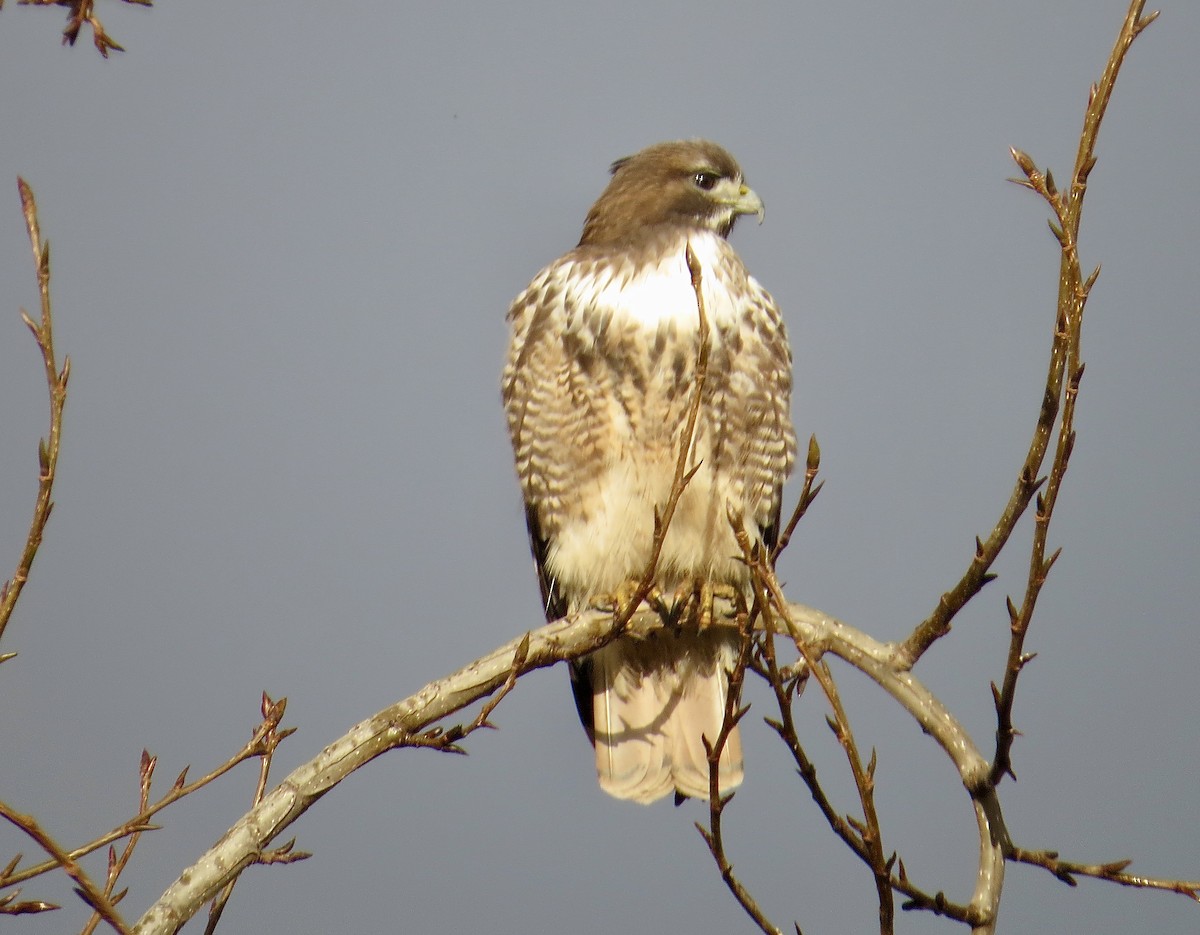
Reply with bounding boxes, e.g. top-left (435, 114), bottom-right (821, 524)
top-left (0, 804), bottom-right (128, 933)
top-left (755, 633), bottom-right (980, 926)
top-left (0, 886), bottom-right (59, 916)
top-left (771, 434), bottom-right (822, 563)
top-left (0, 179), bottom-right (69, 649)
top-left (696, 563), bottom-right (780, 935)
top-left (989, 0), bottom-right (1156, 787)
top-left (204, 693), bottom-right (304, 935)
top-left (410, 631), bottom-right (532, 755)
top-left (79, 751), bottom-right (157, 935)
top-left (745, 542), bottom-right (895, 933)
top-left (1009, 847), bottom-right (1200, 901)
top-left (604, 243), bottom-right (711, 633)
top-left (895, 2), bottom-right (1159, 669)
top-left (1, 699), bottom-right (294, 890)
